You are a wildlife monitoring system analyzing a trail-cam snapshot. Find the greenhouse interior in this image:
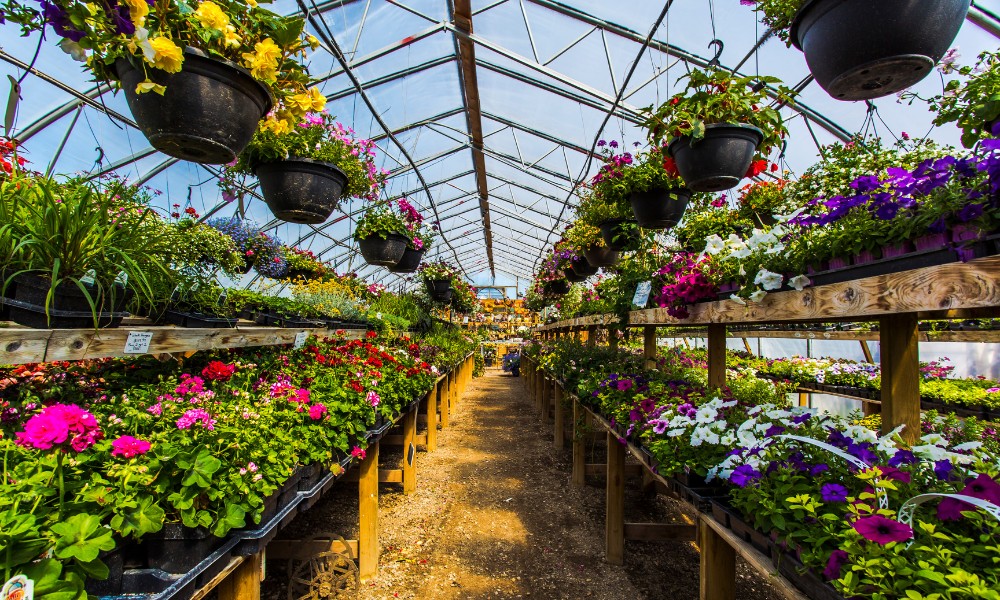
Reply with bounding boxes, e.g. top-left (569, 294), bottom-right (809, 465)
top-left (2, 0), bottom-right (1000, 598)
